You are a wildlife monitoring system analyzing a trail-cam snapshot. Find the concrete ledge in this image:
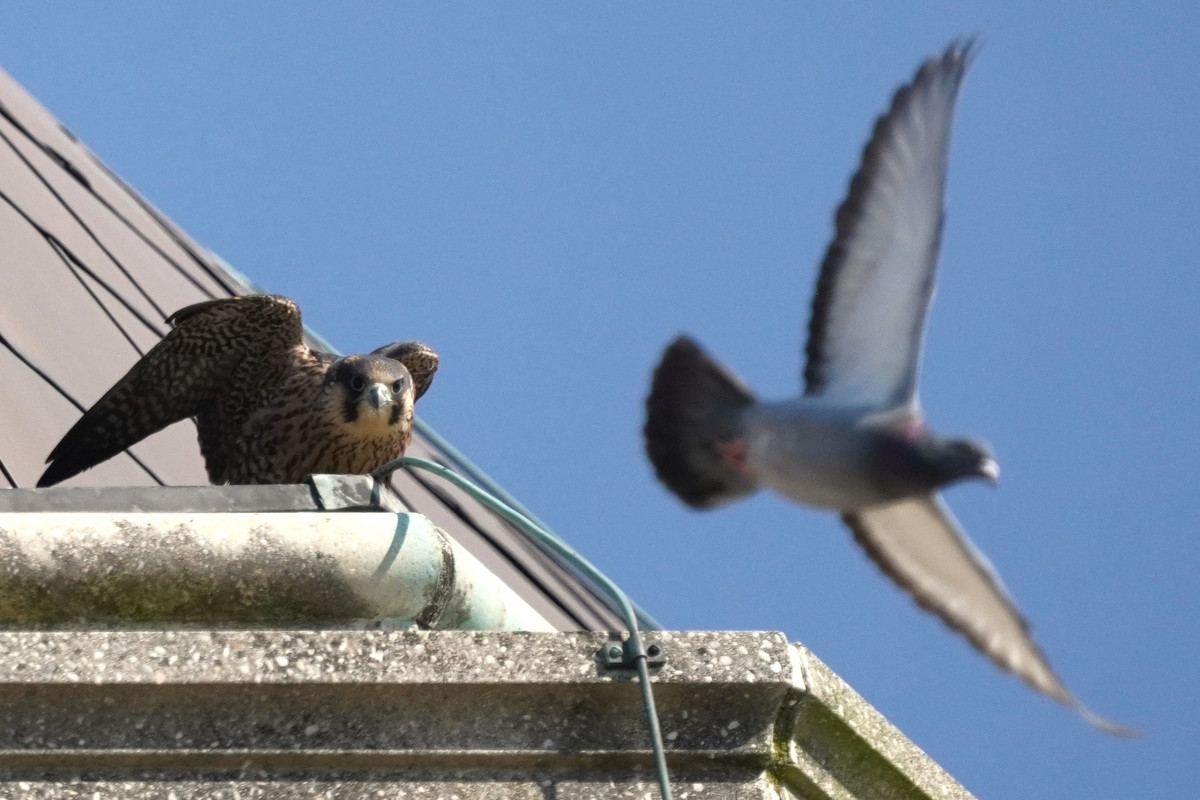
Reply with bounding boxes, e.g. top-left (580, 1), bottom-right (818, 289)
top-left (0, 486), bottom-right (975, 798)
top-left (780, 650), bottom-right (975, 800)
top-left (0, 630), bottom-right (975, 799)
top-left (0, 512), bottom-right (552, 631)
